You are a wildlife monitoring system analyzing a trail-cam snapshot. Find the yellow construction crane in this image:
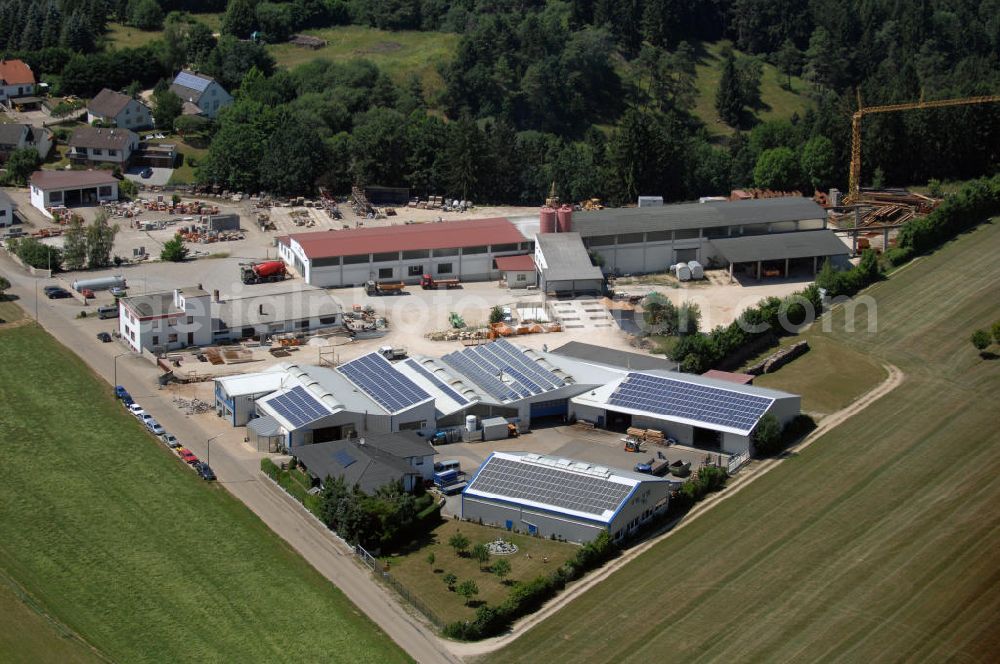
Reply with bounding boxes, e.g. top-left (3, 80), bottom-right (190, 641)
top-left (847, 92), bottom-right (1000, 203)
